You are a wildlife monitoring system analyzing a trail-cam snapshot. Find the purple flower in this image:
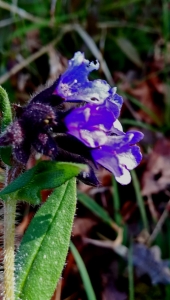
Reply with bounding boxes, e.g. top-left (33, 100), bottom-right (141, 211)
top-left (0, 52), bottom-right (143, 185)
top-left (53, 52), bottom-right (123, 119)
top-left (64, 102), bottom-right (143, 184)
top-left (64, 103), bottom-right (115, 147)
